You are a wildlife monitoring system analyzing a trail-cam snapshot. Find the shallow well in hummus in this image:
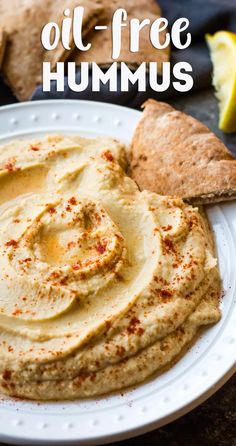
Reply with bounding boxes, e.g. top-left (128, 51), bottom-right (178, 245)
top-left (0, 165), bottom-right (48, 206)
